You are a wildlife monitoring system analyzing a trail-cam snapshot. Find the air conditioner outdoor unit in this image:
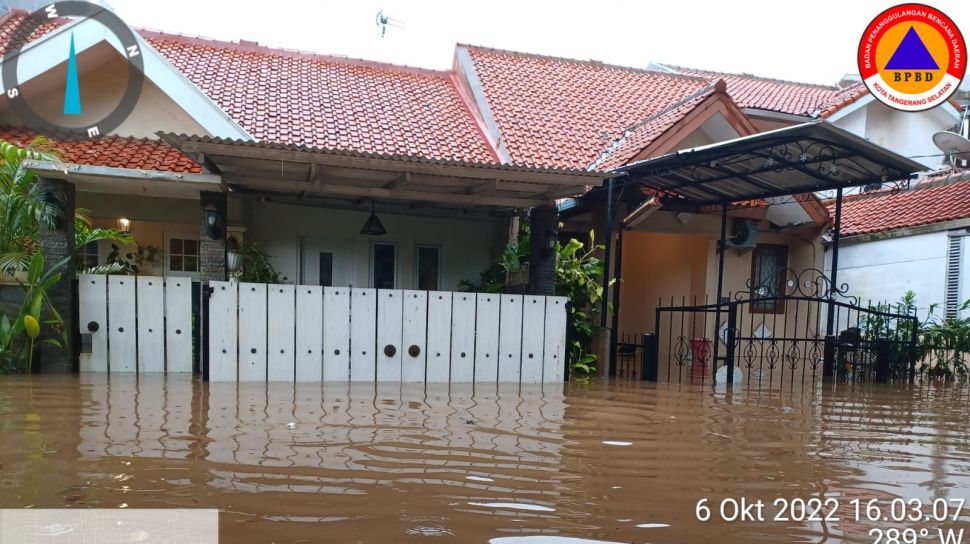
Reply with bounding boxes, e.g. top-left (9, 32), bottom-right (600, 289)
top-left (724, 219), bottom-right (759, 248)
